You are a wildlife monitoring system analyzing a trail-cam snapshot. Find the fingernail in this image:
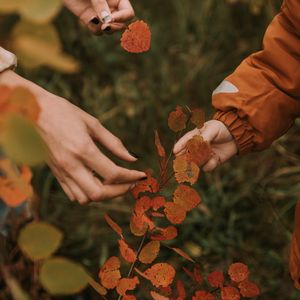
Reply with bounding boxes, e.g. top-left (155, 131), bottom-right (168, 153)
top-left (100, 11), bottom-right (112, 23)
top-left (139, 176), bottom-right (148, 181)
top-left (129, 151), bottom-right (142, 159)
top-left (103, 25), bottom-right (112, 32)
top-left (90, 17), bottom-right (100, 25)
